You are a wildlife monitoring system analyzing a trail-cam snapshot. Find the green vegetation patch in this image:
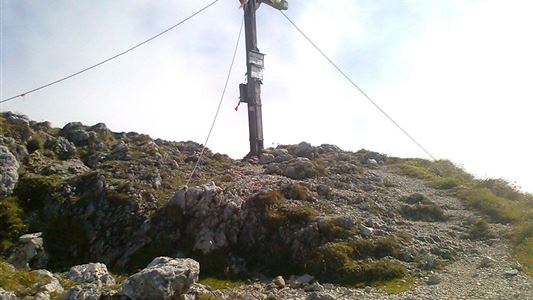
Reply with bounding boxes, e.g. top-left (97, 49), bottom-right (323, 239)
top-left (400, 203), bottom-right (447, 222)
top-left (318, 218), bottom-right (356, 241)
top-left (0, 197), bottom-right (28, 255)
top-left (372, 274), bottom-right (416, 294)
top-left (388, 156), bottom-right (533, 274)
top-left (468, 219), bottom-right (494, 240)
top-left (303, 237), bottom-right (405, 286)
top-left (388, 158), bottom-right (473, 190)
top-left (14, 174), bottom-right (63, 212)
top-left (281, 183), bottom-right (314, 201)
top-left (457, 188), bottom-right (525, 224)
top-left (0, 115), bottom-right (33, 141)
top-left (0, 261), bottom-right (52, 297)
top-left (198, 277), bottom-right (244, 290)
